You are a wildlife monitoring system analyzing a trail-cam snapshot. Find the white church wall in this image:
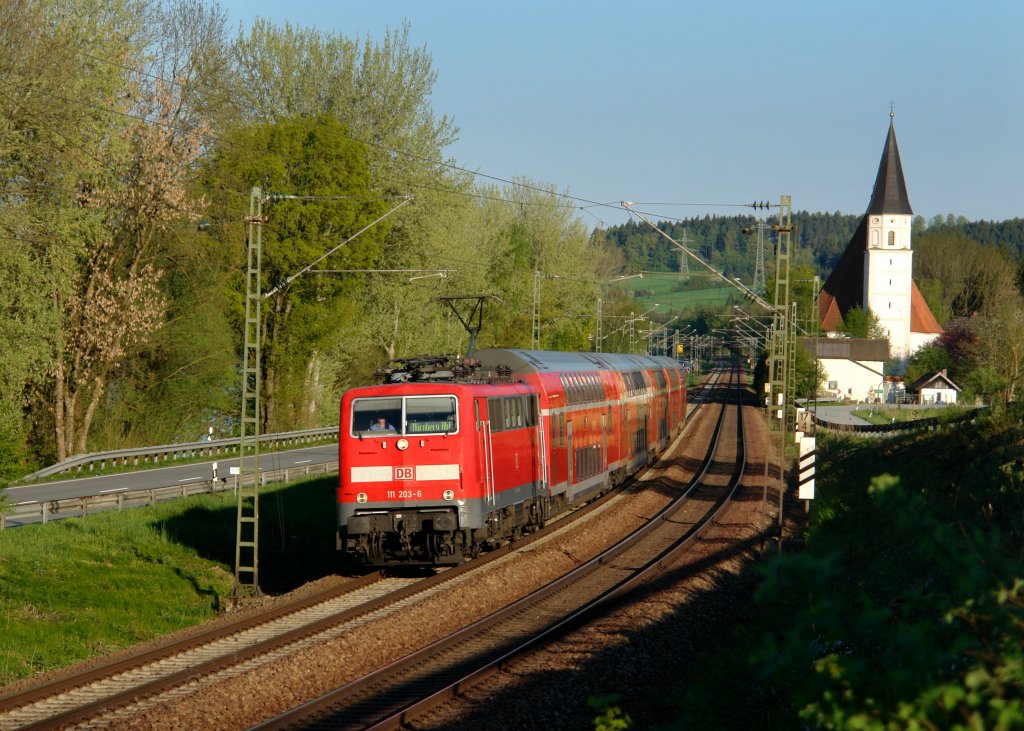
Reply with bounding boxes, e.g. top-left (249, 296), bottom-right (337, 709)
top-left (865, 248), bottom-right (913, 356)
top-left (908, 331), bottom-right (939, 354)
